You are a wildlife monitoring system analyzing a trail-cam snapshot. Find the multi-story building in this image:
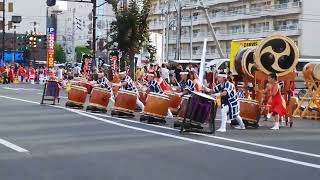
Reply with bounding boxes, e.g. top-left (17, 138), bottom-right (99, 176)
top-left (149, 0), bottom-right (320, 63)
top-left (52, 1), bottom-right (93, 62)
